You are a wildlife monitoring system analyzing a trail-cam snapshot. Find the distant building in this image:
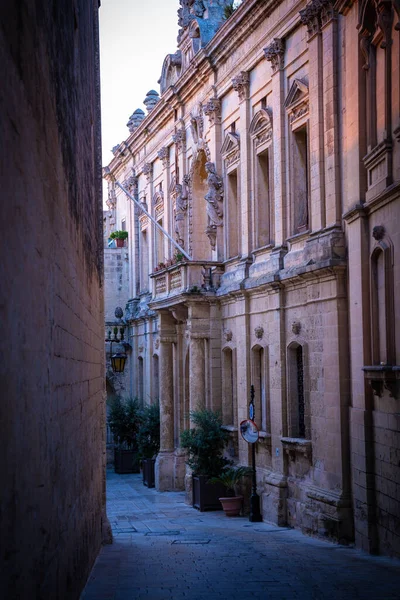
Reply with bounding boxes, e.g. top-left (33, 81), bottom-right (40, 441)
top-left (103, 0), bottom-right (400, 557)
